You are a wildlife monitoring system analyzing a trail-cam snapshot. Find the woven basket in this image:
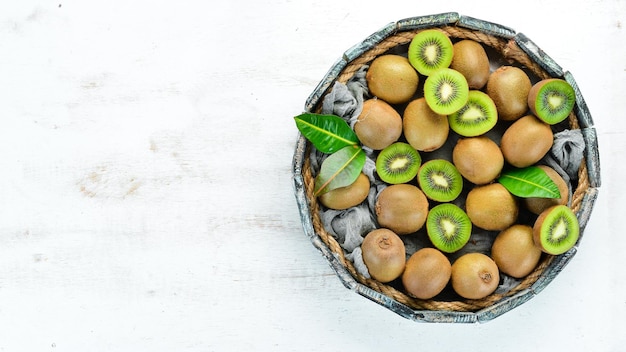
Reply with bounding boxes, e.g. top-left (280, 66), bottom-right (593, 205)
top-left (292, 13), bottom-right (601, 323)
